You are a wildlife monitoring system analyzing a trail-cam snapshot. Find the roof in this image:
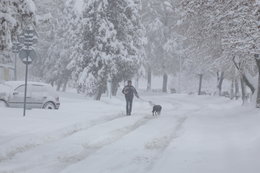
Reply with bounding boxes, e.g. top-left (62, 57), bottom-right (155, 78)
top-left (3, 81), bottom-right (50, 89)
